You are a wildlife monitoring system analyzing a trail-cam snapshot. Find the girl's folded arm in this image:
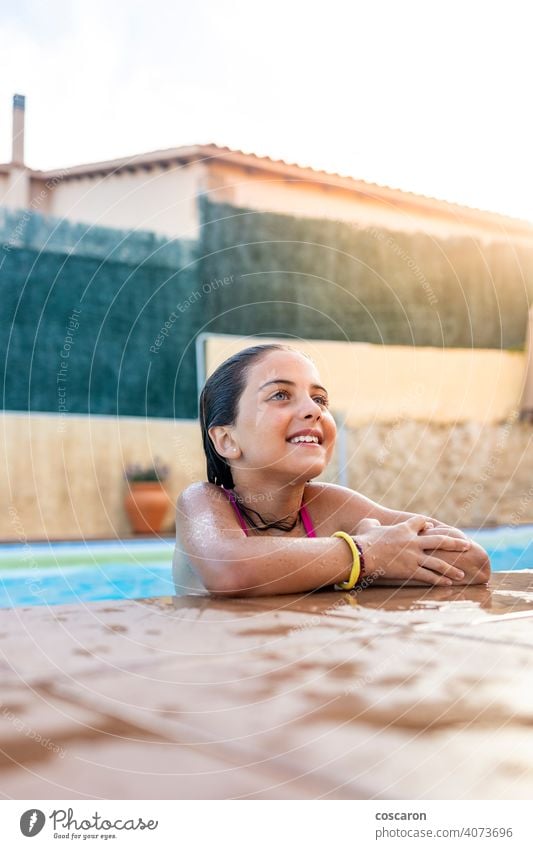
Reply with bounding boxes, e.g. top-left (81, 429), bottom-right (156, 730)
top-left (370, 504), bottom-right (491, 584)
top-left (325, 483), bottom-right (490, 584)
top-left (175, 483), bottom-right (353, 597)
top-left (368, 507), bottom-right (490, 583)
top-left (175, 485), bottom-right (475, 595)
